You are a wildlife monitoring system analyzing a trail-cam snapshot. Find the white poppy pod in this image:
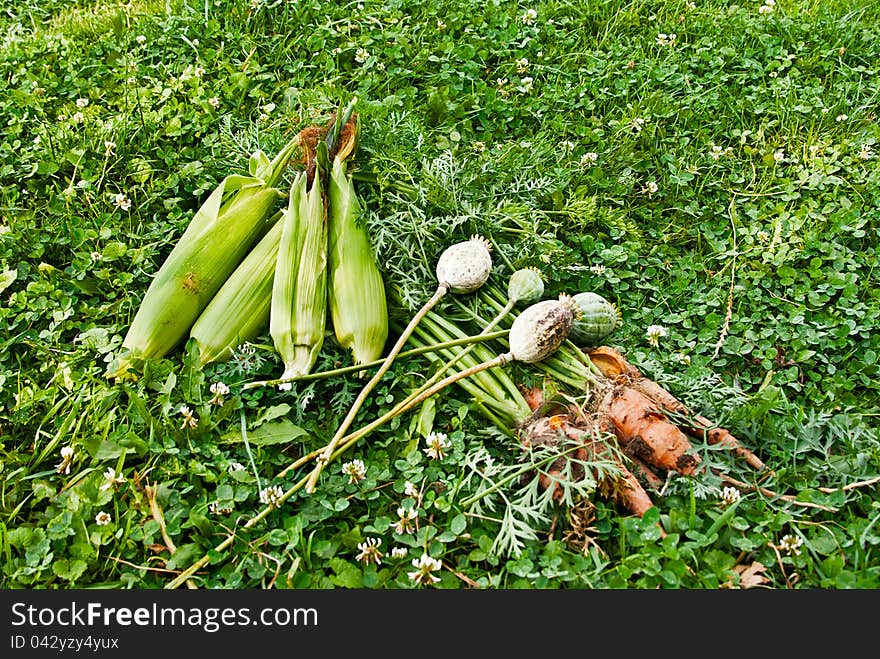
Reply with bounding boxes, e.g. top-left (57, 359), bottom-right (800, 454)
top-left (508, 295), bottom-right (577, 363)
top-left (435, 235), bottom-right (493, 294)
